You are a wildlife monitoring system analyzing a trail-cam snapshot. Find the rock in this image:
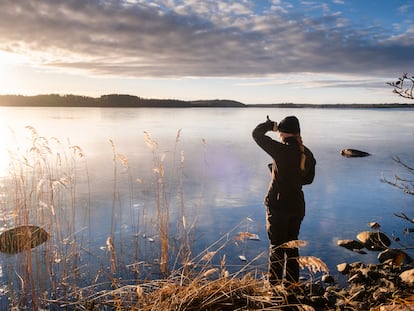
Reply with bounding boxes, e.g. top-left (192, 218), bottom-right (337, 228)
top-left (322, 274), bottom-right (335, 284)
top-left (354, 249), bottom-right (368, 254)
top-left (400, 268), bottom-right (414, 286)
top-left (341, 148), bottom-right (371, 157)
top-left (348, 285), bottom-right (366, 301)
top-left (310, 295), bottom-right (326, 308)
top-left (377, 278), bottom-right (396, 292)
top-left (349, 262), bottom-right (364, 270)
top-left (323, 288), bottom-right (337, 307)
top-left (349, 300), bottom-right (368, 310)
top-left (369, 222), bottom-right (381, 229)
top-left (378, 249), bottom-right (413, 265)
top-left (356, 231), bottom-right (391, 251)
top-left (327, 261), bottom-right (414, 311)
top-left (0, 225), bottom-right (49, 254)
top-left (348, 273), bottom-right (364, 284)
top-left (337, 239), bottom-right (365, 251)
top-left (375, 305), bottom-right (414, 311)
top-left (337, 262), bottom-right (350, 274)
